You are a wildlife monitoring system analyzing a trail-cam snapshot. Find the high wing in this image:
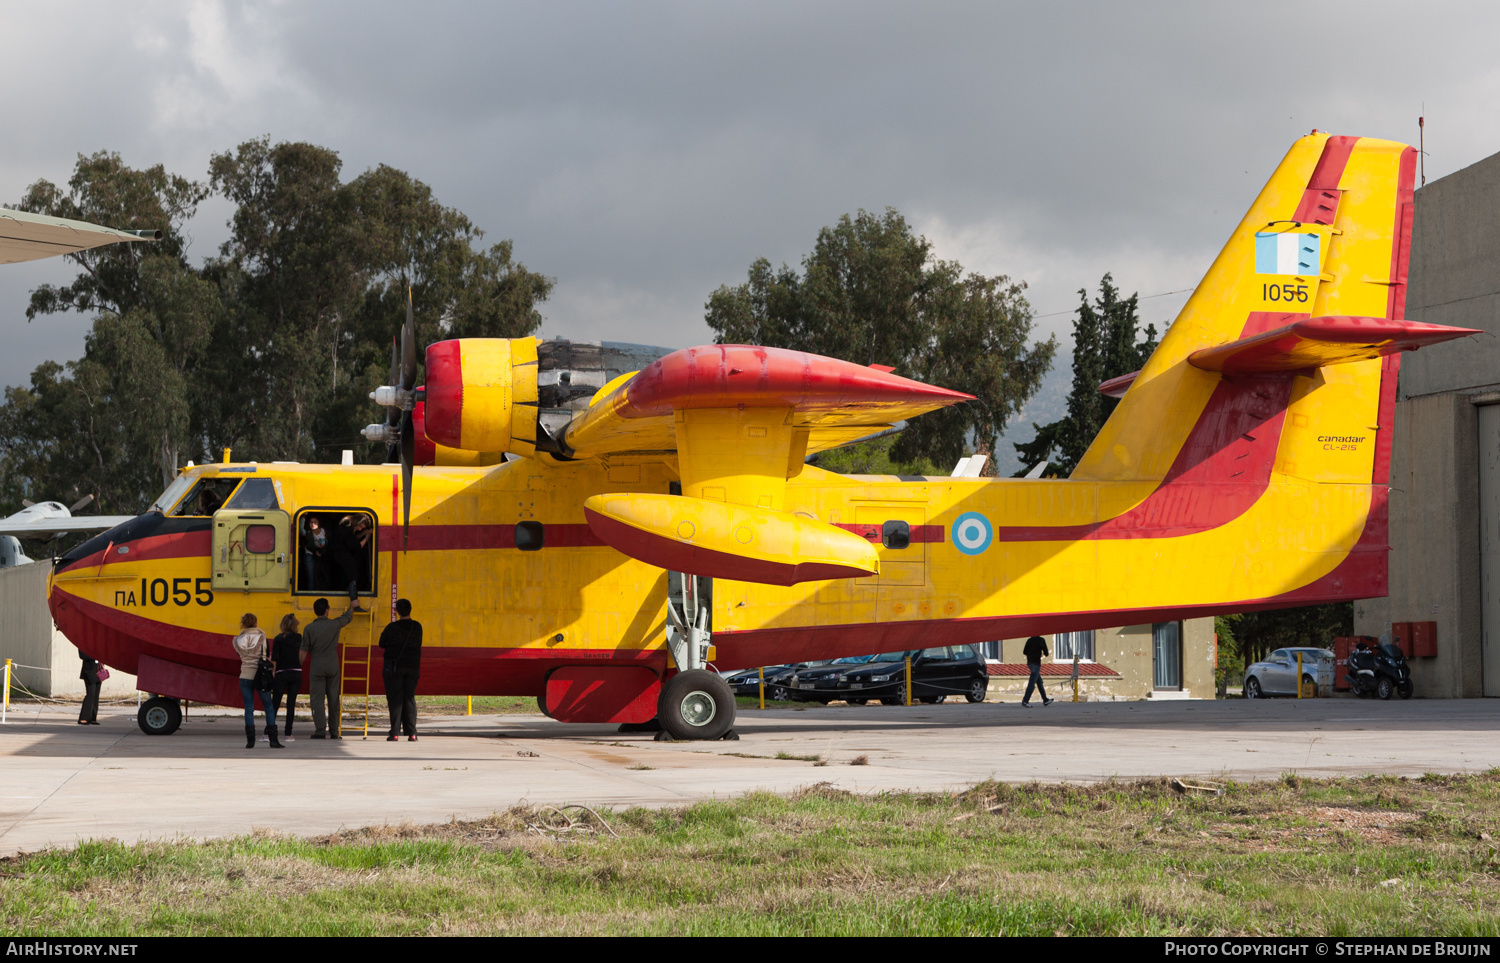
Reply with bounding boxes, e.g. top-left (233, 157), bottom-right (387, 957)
top-left (560, 345), bottom-right (972, 459)
top-left (0, 207), bottom-right (160, 265)
top-left (0, 515), bottom-right (135, 539)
